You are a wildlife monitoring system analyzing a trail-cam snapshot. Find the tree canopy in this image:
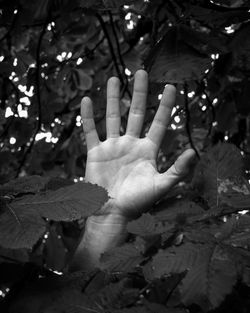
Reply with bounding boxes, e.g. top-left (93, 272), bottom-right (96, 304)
top-left (0, 0), bottom-right (250, 181)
